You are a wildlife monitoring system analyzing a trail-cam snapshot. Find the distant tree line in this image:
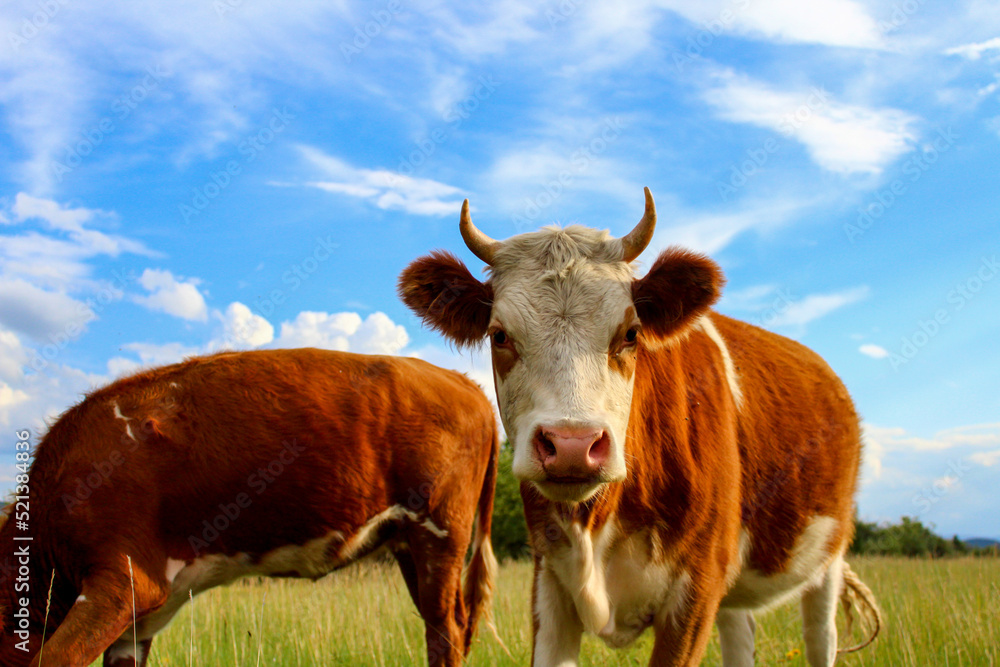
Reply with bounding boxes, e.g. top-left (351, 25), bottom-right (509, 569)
top-left (489, 444), bottom-right (998, 561)
top-left (849, 516), bottom-right (998, 558)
